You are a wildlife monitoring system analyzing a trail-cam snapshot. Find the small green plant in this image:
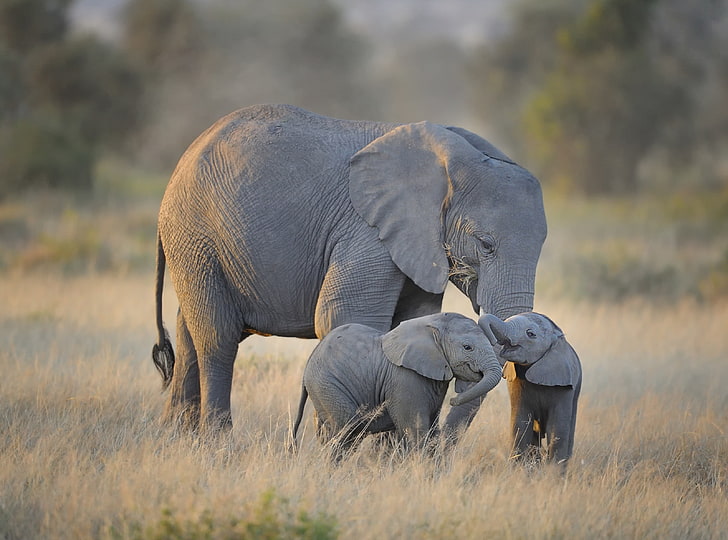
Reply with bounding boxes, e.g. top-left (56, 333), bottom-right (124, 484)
top-left (118, 489), bottom-right (338, 540)
top-left (698, 249), bottom-right (728, 300)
